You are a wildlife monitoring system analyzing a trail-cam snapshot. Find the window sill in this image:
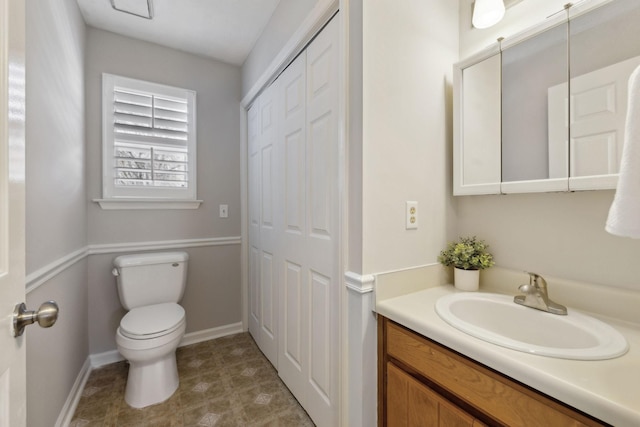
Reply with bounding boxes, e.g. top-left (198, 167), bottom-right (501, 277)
top-left (93, 198), bottom-right (203, 210)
